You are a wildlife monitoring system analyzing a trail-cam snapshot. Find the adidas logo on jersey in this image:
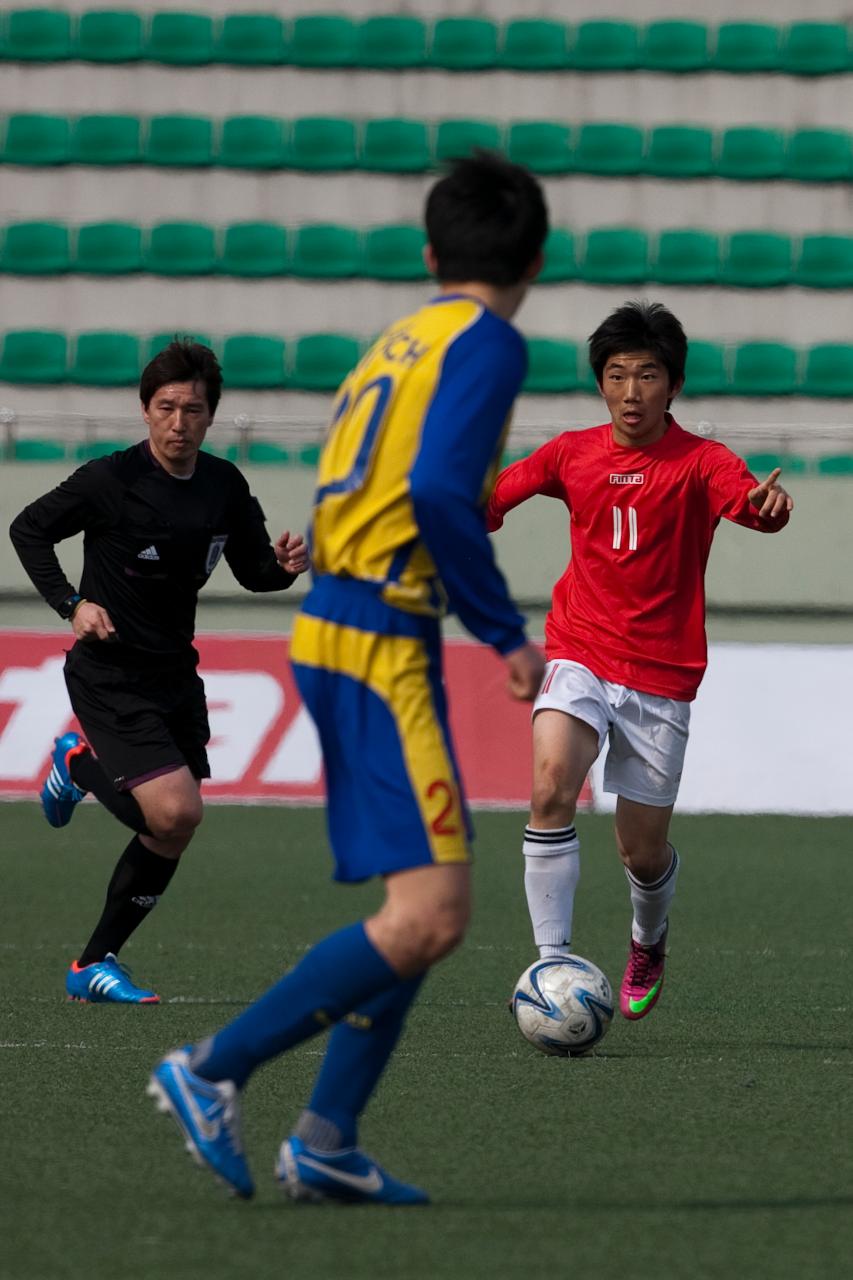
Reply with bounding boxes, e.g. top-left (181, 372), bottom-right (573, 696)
top-left (610, 473), bottom-right (644, 485)
top-left (138, 545), bottom-right (160, 560)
